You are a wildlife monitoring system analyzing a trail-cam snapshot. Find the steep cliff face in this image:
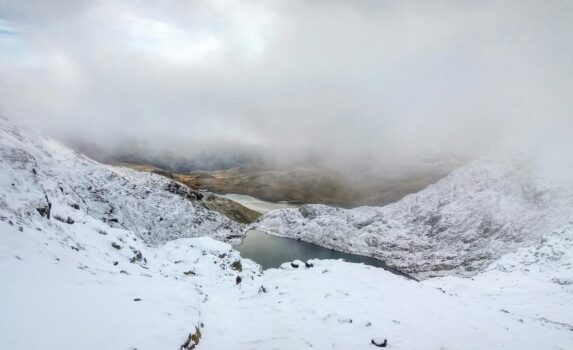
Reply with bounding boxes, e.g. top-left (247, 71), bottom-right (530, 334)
top-left (253, 156), bottom-right (573, 278)
top-left (0, 117), bottom-right (245, 245)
